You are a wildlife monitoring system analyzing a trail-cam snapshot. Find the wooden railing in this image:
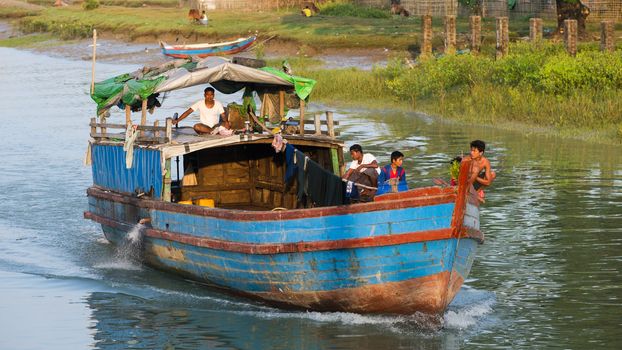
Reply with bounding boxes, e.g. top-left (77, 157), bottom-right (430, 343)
top-left (300, 111), bottom-right (340, 138)
top-left (89, 117), bottom-right (172, 144)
